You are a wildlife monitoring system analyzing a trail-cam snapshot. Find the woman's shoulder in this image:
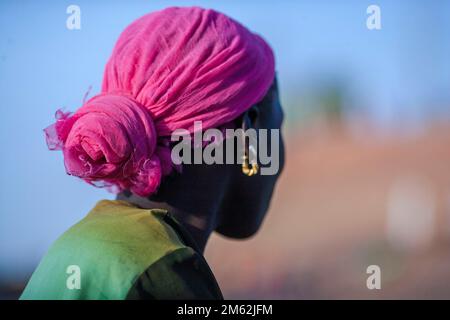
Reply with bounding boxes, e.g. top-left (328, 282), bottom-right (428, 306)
top-left (20, 200), bottom-right (187, 300)
top-left (63, 199), bottom-right (186, 257)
